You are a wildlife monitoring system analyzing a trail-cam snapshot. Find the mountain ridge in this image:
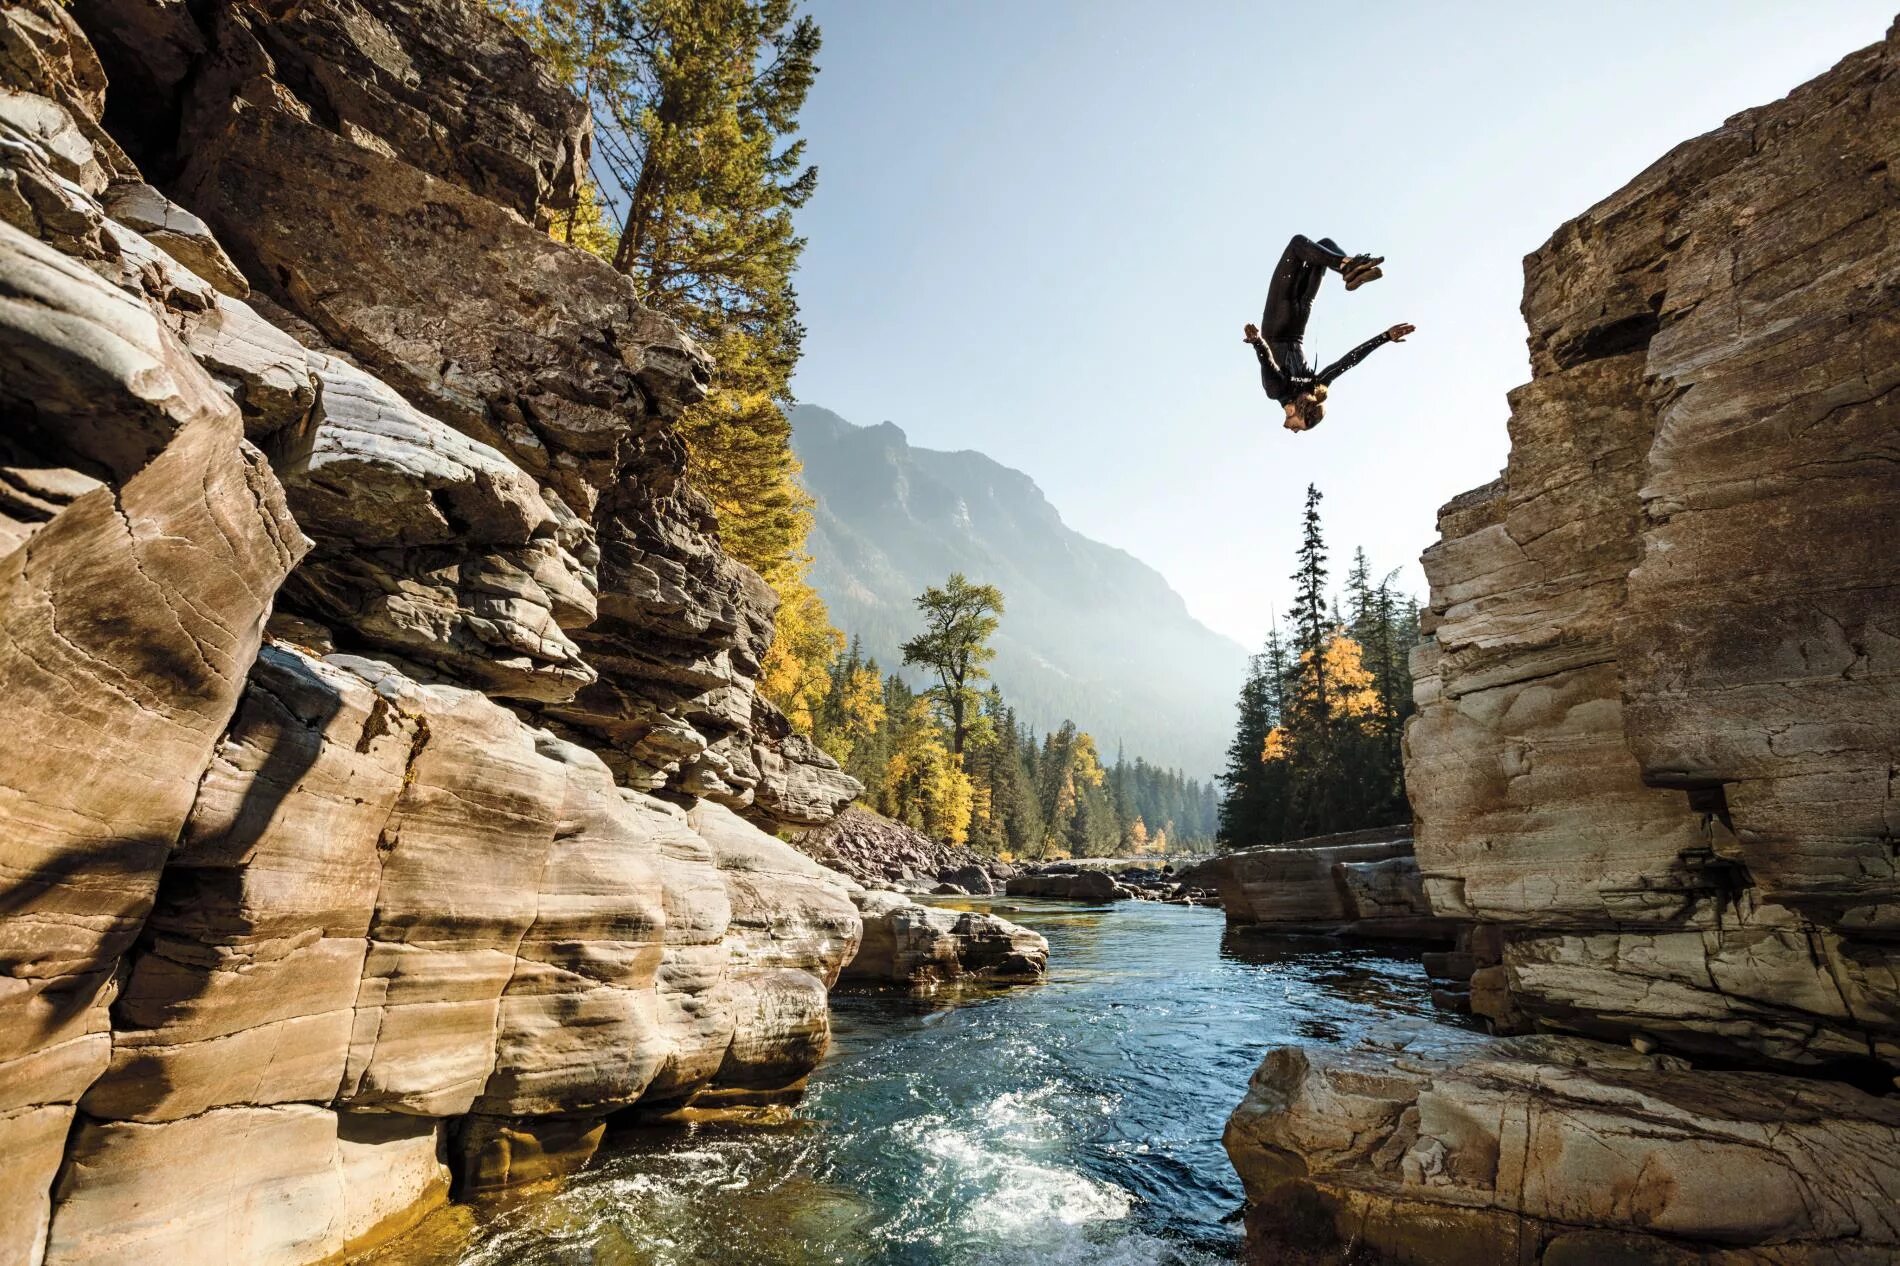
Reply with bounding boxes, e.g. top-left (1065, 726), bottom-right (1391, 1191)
top-left (790, 404), bottom-right (1248, 777)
